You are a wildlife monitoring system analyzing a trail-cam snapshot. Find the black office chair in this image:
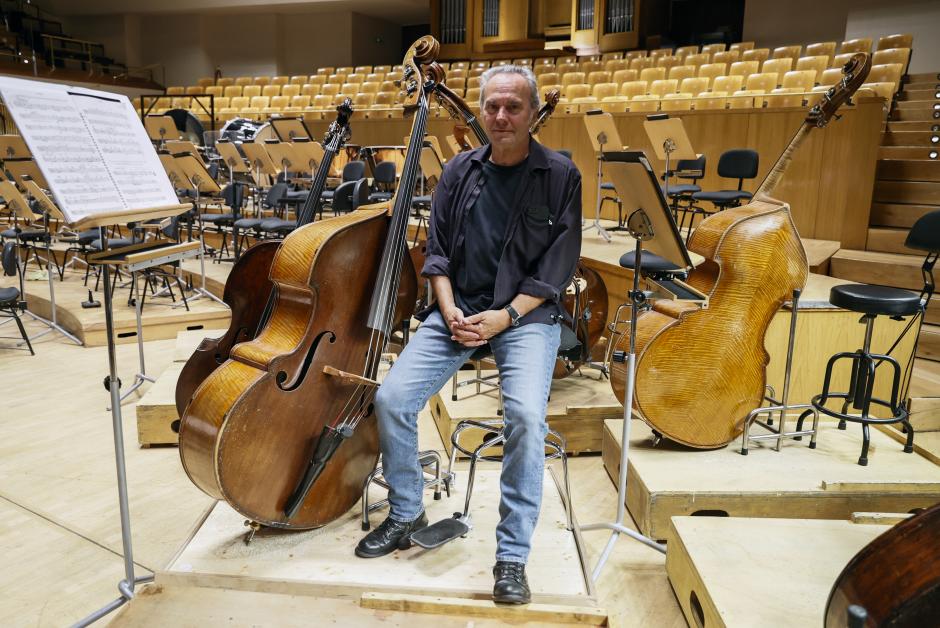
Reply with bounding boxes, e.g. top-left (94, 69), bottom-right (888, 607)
top-left (0, 241), bottom-right (33, 355)
top-left (257, 183), bottom-right (297, 239)
top-left (202, 182), bottom-right (245, 261)
top-left (368, 160), bottom-right (397, 203)
top-left (691, 149), bottom-right (759, 212)
top-left (322, 160), bottom-right (366, 204)
top-left (798, 210), bottom-right (940, 466)
top-left (664, 154), bottom-right (706, 234)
